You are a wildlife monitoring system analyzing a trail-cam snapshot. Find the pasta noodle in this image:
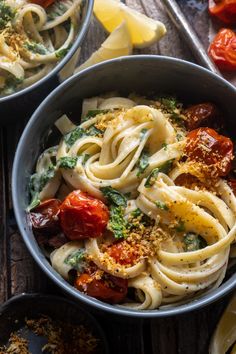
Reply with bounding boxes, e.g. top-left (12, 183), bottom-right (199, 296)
top-left (28, 95), bottom-right (236, 310)
top-left (0, 0), bottom-right (82, 96)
